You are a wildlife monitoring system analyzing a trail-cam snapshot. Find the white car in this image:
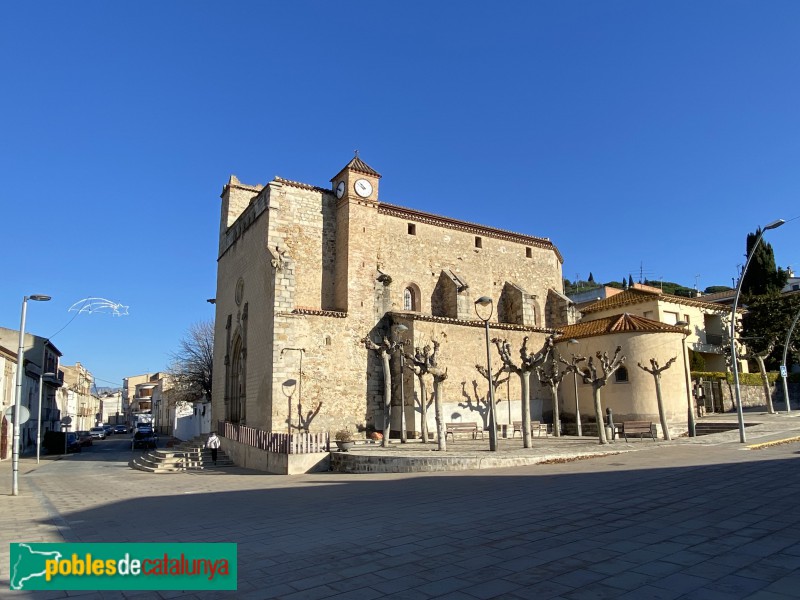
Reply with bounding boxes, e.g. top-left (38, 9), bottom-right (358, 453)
top-left (89, 426), bottom-right (106, 440)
